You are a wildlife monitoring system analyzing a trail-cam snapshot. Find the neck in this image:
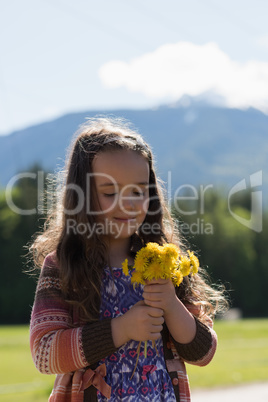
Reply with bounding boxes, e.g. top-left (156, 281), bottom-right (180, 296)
top-left (103, 236), bottom-right (133, 268)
